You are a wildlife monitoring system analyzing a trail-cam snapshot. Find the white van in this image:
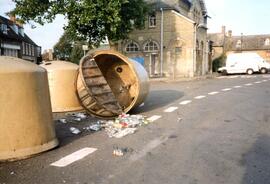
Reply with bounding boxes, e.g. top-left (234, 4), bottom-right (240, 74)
top-left (218, 53), bottom-right (270, 75)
